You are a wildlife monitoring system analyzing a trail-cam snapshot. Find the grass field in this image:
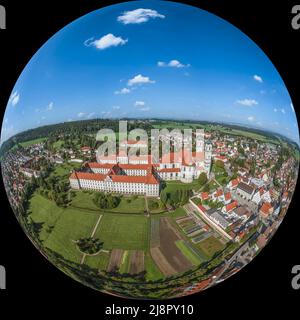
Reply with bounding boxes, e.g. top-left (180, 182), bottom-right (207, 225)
top-left (28, 193), bottom-right (64, 241)
top-left (144, 252), bottom-right (164, 281)
top-left (71, 191), bottom-right (99, 211)
top-left (164, 180), bottom-right (200, 193)
top-left (52, 163), bottom-right (81, 178)
top-left (53, 140), bottom-right (64, 150)
top-left (19, 137), bottom-right (47, 148)
top-left (93, 214), bottom-right (149, 250)
top-left (171, 207), bottom-right (187, 218)
top-left (109, 197), bottom-right (146, 214)
top-left (43, 208), bottom-right (100, 263)
top-left (175, 240), bottom-right (203, 265)
top-left (85, 251), bottom-right (110, 271)
top-left (152, 122), bottom-right (206, 130)
top-left (198, 236), bottom-right (225, 258)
